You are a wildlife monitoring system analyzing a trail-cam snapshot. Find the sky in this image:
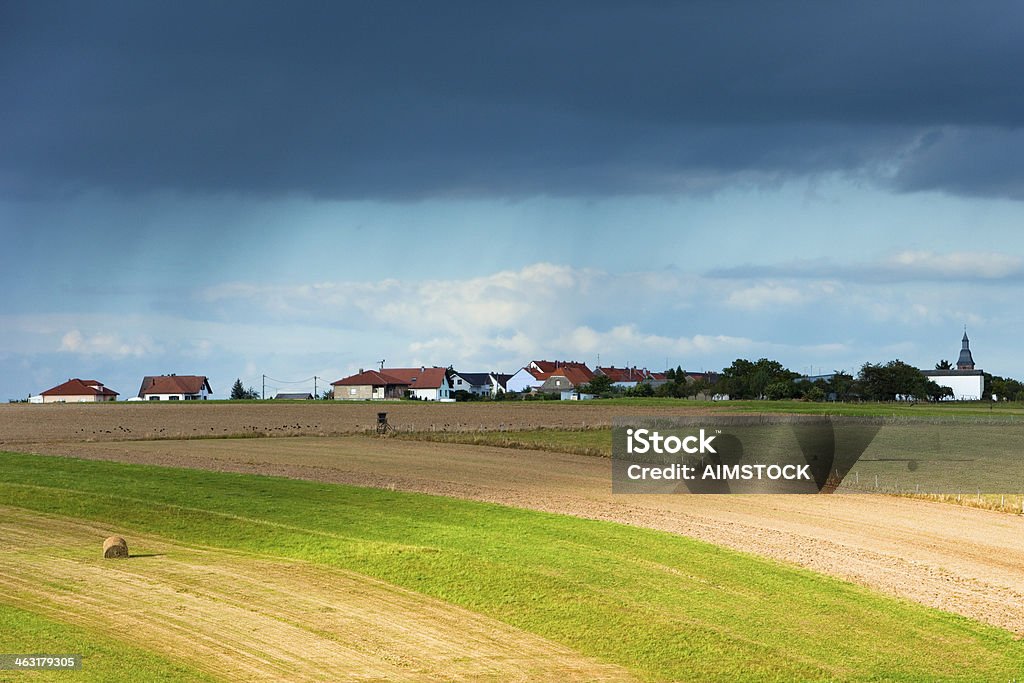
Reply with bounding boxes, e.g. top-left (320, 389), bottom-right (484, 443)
top-left (3, 1), bottom-right (1024, 399)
